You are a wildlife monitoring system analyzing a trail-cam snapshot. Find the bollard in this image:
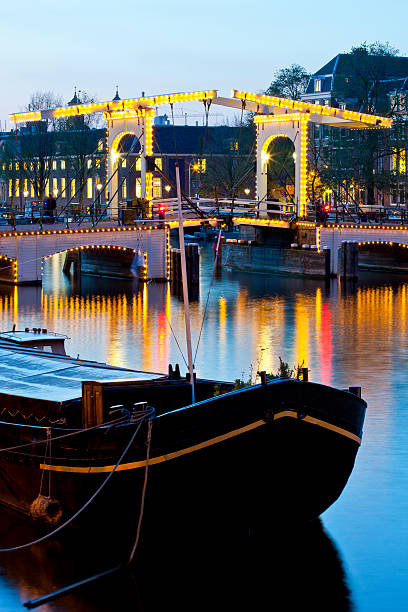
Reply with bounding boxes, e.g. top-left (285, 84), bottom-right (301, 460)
top-left (323, 246), bottom-right (331, 278)
top-left (348, 386), bottom-right (361, 398)
top-left (259, 371), bottom-right (267, 386)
